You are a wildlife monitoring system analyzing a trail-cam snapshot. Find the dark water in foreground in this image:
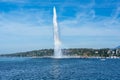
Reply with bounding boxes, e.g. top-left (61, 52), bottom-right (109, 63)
top-left (0, 58), bottom-right (120, 80)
